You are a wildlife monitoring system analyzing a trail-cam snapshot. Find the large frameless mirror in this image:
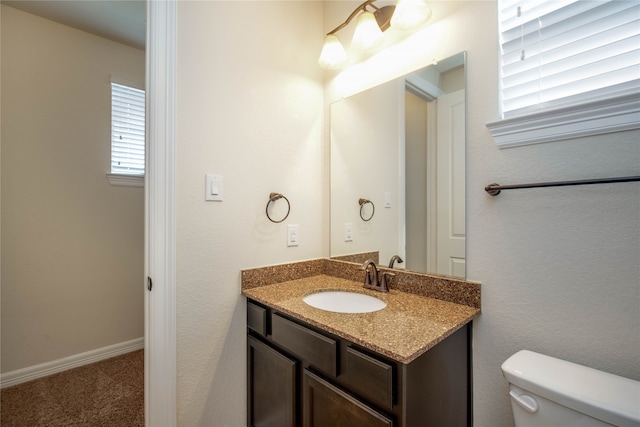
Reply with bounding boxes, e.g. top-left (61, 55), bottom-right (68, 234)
top-left (330, 52), bottom-right (466, 278)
